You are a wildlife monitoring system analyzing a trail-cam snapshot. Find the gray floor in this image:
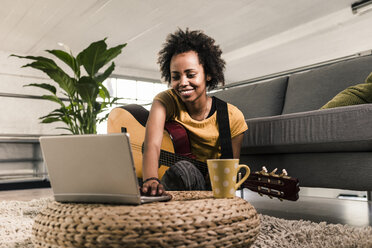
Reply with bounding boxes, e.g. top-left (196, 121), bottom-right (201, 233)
top-left (240, 188), bottom-right (372, 227)
top-left (0, 188), bottom-right (53, 201)
top-left (1, 188), bottom-right (371, 227)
